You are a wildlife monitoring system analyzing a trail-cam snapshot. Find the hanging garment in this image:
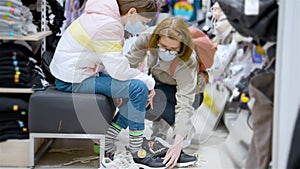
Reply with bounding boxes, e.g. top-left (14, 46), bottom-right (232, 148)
top-left (245, 72), bottom-right (274, 169)
top-left (287, 108), bottom-right (300, 169)
top-left (210, 2), bottom-right (234, 43)
top-left (217, 0), bottom-right (278, 42)
top-left (208, 37), bottom-right (237, 80)
top-left (47, 0), bottom-right (65, 35)
top-left (62, 0), bottom-right (86, 31)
